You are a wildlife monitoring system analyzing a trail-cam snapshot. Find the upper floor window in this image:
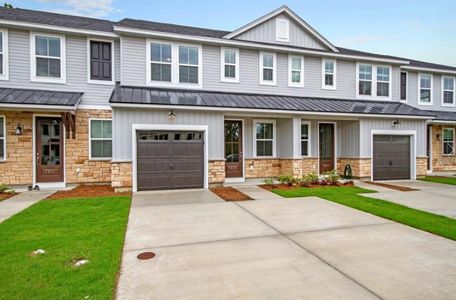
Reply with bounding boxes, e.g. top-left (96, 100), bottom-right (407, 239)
top-left (443, 128), bottom-right (454, 156)
top-left (146, 40), bottom-right (201, 88)
top-left (90, 119), bottom-right (112, 160)
top-left (254, 120), bottom-right (276, 157)
top-left (301, 121), bottom-right (311, 156)
top-left (150, 42), bottom-right (172, 82)
top-left (289, 55), bottom-right (304, 87)
top-left (88, 40), bottom-right (113, 84)
top-left (276, 18), bottom-right (289, 42)
top-left (418, 73), bottom-right (433, 105)
top-left (322, 59), bottom-right (336, 89)
top-left (400, 71), bottom-right (407, 101)
top-left (0, 116), bottom-right (4, 161)
top-left (31, 33), bottom-right (65, 83)
top-left (442, 76), bottom-right (455, 106)
top-left (0, 29), bottom-right (8, 80)
top-left (259, 52), bottom-right (276, 85)
top-left (356, 64), bottom-right (391, 100)
top-left (221, 48), bottom-right (239, 83)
